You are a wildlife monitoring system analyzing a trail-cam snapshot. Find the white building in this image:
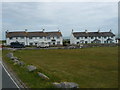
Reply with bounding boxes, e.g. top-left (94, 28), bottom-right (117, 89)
top-left (70, 29), bottom-right (116, 44)
top-left (6, 30), bottom-right (63, 46)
